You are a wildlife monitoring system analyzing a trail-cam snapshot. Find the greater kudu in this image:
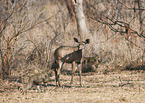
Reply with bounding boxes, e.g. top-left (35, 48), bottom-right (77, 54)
top-left (52, 38), bottom-right (90, 87)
